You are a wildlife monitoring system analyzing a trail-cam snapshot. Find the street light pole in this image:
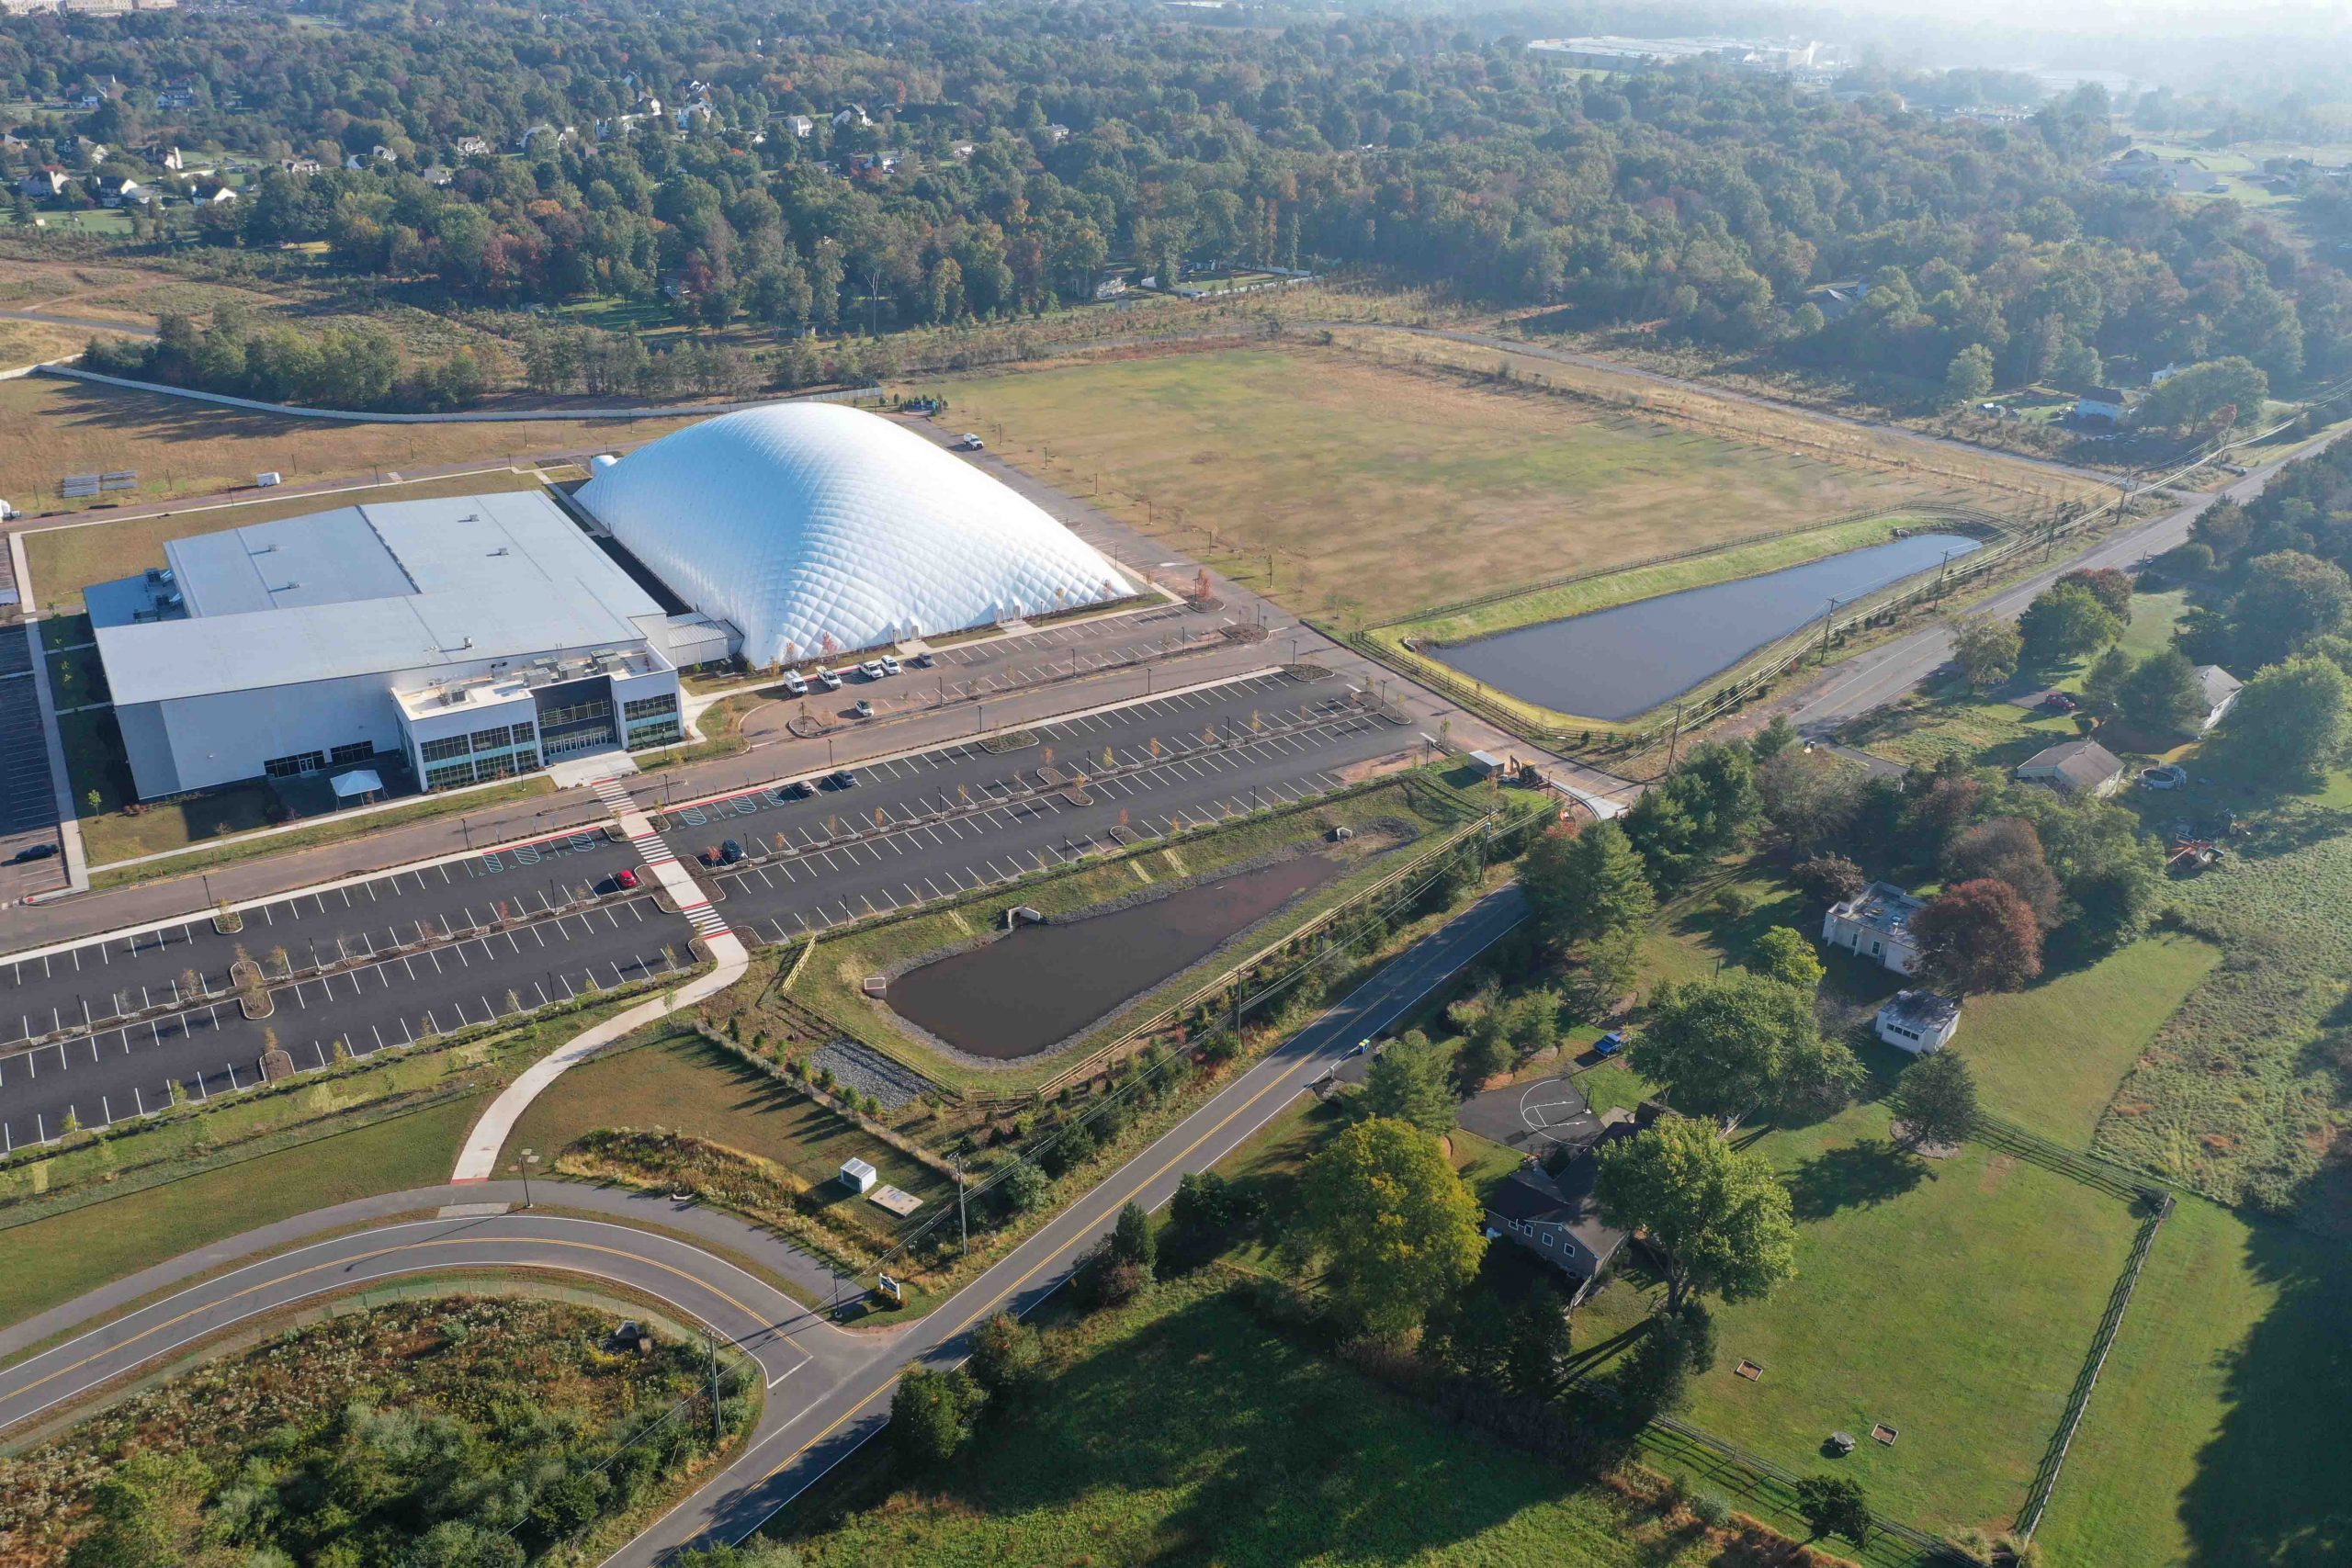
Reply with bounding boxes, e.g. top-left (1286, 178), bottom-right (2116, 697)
top-left (514, 1148), bottom-right (539, 1207)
